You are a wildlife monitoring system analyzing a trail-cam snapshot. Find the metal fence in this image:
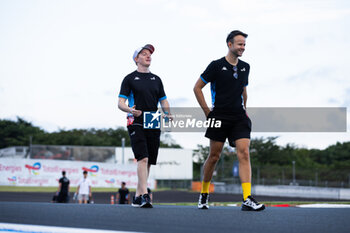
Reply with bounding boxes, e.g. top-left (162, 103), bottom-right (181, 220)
top-left (208, 163), bottom-right (350, 188)
top-left (156, 180), bottom-right (192, 189)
